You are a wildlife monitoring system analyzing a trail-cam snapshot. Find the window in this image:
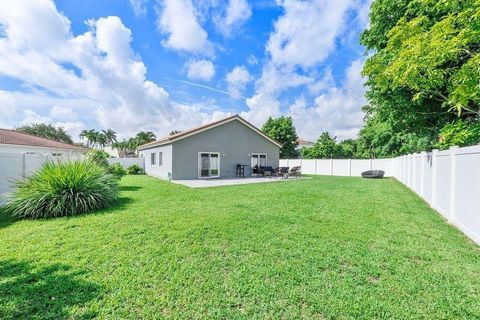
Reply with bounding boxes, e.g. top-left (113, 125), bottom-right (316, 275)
top-left (150, 153), bottom-right (156, 165)
top-left (198, 152), bottom-right (220, 178)
top-left (159, 152), bottom-right (163, 166)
